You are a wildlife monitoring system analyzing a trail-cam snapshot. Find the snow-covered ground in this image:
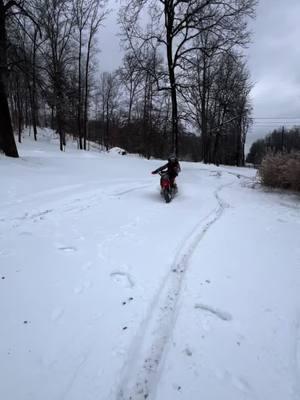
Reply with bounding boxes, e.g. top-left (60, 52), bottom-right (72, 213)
top-left (1, 131), bottom-right (300, 400)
